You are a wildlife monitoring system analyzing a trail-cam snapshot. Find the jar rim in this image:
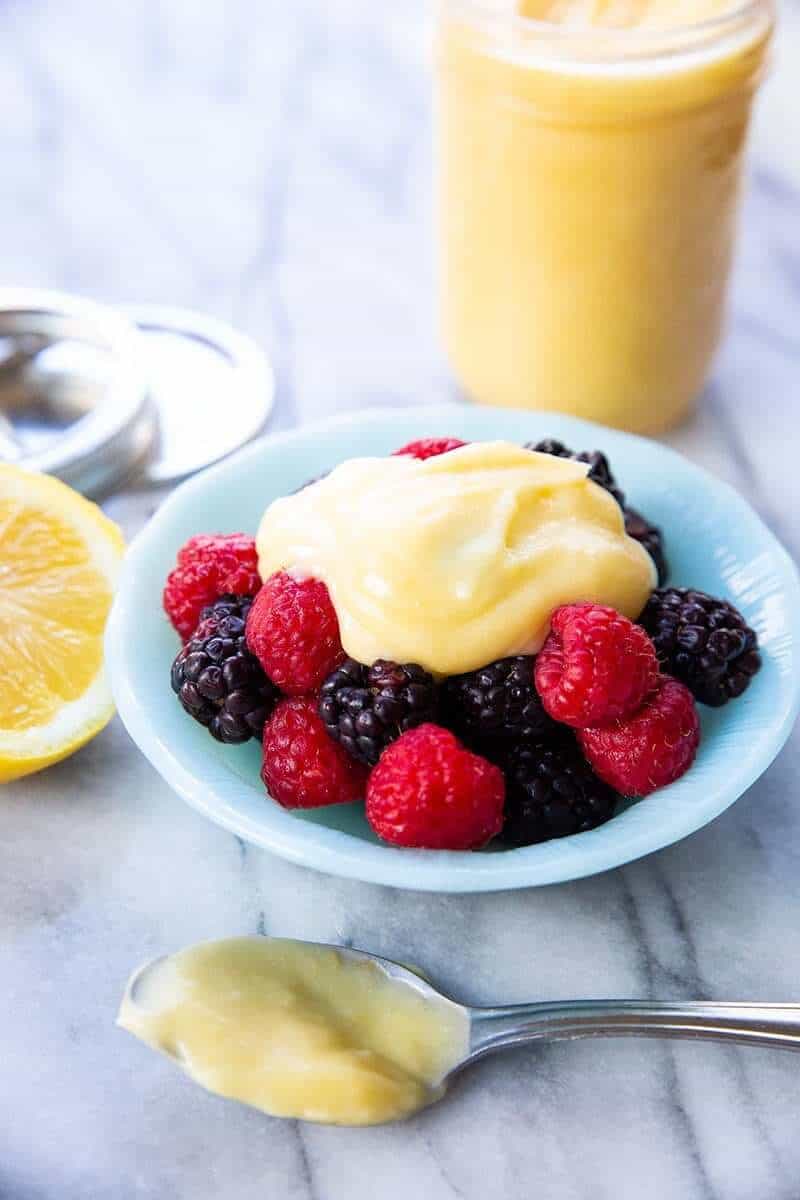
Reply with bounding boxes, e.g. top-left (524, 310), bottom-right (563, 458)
top-left (442, 0), bottom-right (772, 59)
